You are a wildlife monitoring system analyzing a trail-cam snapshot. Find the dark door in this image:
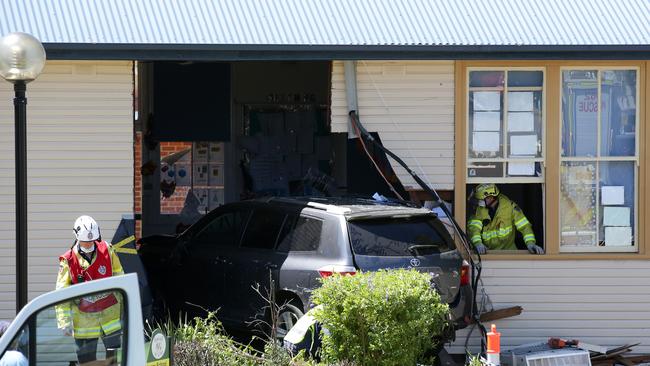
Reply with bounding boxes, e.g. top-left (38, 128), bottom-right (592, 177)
top-left (225, 206), bottom-right (288, 327)
top-left (181, 206), bottom-right (251, 319)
